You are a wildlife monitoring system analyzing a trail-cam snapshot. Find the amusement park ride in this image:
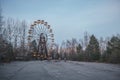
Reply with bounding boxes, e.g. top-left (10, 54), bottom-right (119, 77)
top-left (28, 20), bottom-right (55, 60)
